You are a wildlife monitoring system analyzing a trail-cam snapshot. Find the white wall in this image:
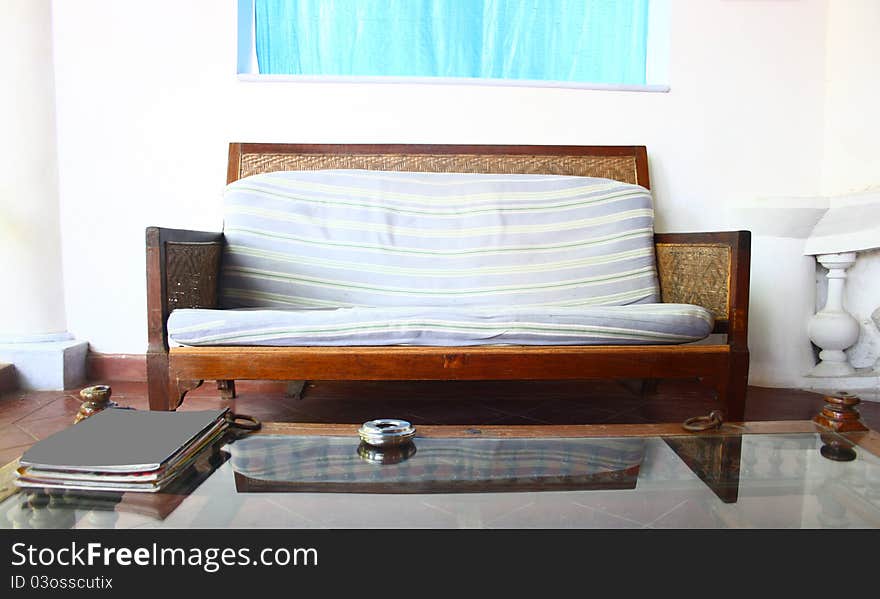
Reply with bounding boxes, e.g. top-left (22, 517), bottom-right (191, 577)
top-left (0, 0), bottom-right (66, 339)
top-left (51, 1), bottom-right (832, 387)
top-left (819, 0), bottom-right (880, 372)
top-left (821, 0), bottom-right (880, 196)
